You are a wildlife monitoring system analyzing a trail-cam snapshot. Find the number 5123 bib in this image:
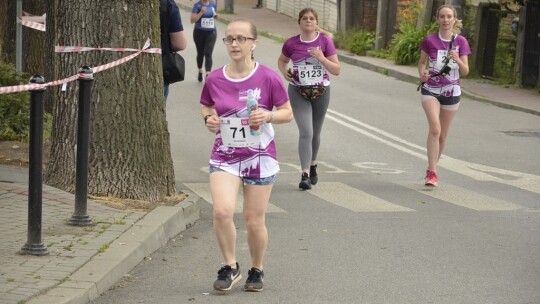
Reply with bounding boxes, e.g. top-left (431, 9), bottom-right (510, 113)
top-left (297, 65), bottom-right (324, 85)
